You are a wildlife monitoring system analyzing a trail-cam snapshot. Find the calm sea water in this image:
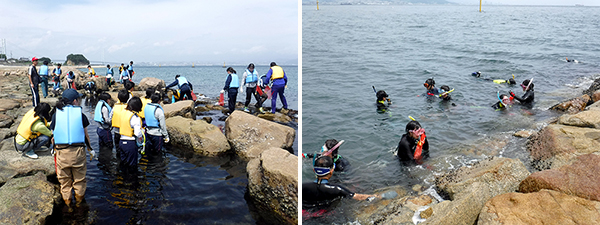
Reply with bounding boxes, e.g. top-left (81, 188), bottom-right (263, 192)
top-left (56, 65), bottom-right (298, 224)
top-left (302, 5), bottom-right (600, 223)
